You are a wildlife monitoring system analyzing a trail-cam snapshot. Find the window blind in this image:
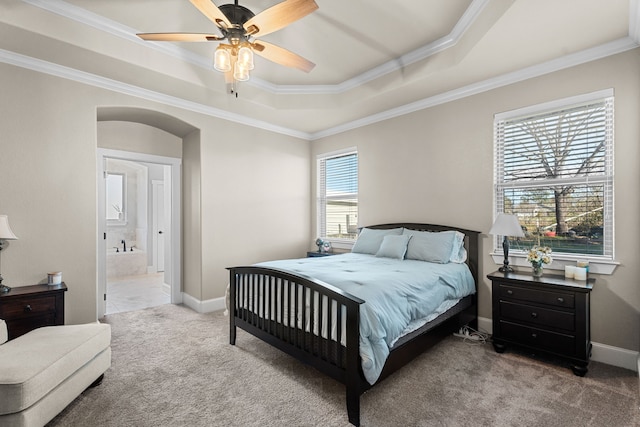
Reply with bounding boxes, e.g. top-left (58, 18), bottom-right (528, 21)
top-left (318, 151), bottom-right (358, 240)
top-left (494, 96), bottom-right (614, 258)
